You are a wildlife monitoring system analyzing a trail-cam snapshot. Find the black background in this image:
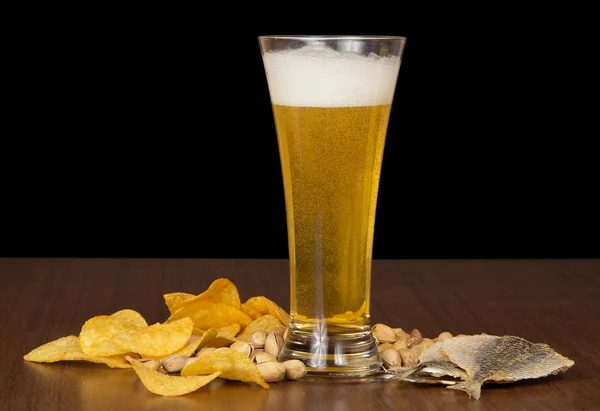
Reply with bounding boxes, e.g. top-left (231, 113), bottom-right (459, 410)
top-left (1, 5), bottom-right (597, 258)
